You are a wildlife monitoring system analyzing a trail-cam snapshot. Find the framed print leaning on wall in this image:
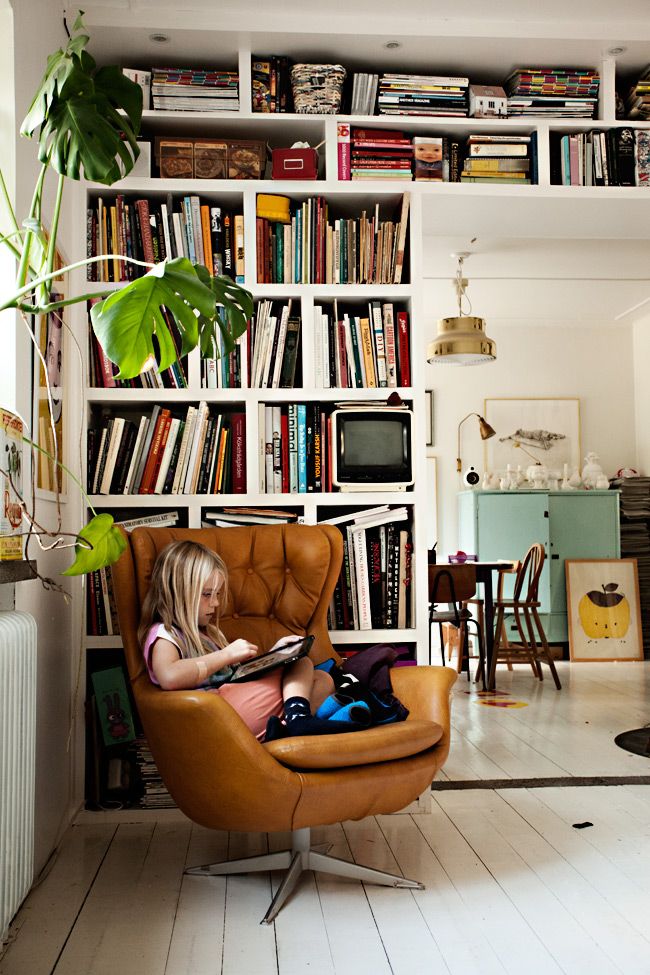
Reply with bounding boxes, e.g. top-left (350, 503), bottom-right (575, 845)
top-left (484, 397), bottom-right (580, 474)
top-left (566, 558), bottom-right (643, 661)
